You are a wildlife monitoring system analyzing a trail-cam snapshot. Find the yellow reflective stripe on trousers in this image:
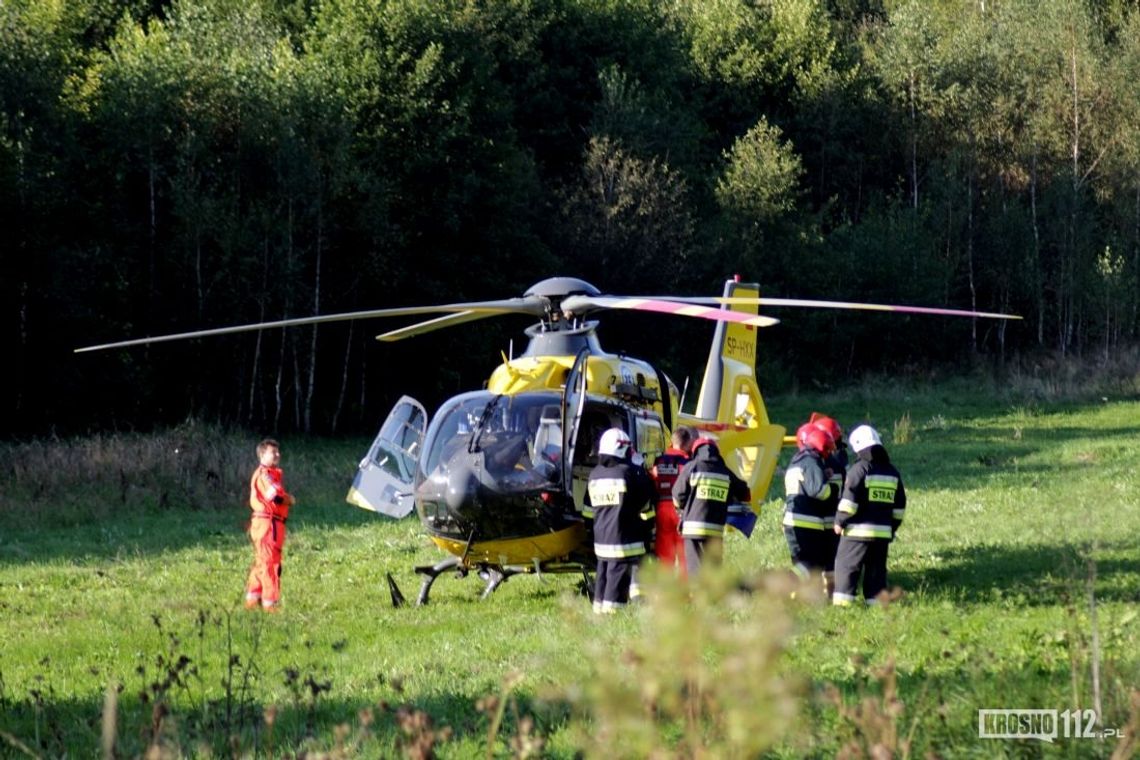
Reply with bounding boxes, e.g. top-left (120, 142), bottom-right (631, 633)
top-left (681, 521), bottom-right (725, 538)
top-left (594, 541), bottom-right (646, 558)
top-left (782, 511), bottom-right (826, 530)
top-left (843, 524), bottom-right (892, 539)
